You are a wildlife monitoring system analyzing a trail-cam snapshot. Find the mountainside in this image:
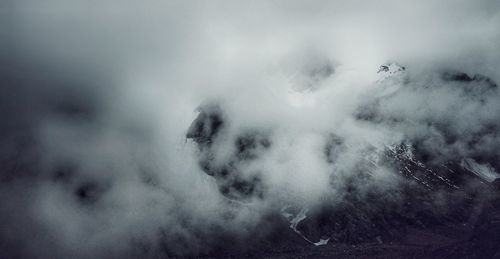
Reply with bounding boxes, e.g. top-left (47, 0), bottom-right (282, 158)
top-left (187, 63), bottom-right (500, 258)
